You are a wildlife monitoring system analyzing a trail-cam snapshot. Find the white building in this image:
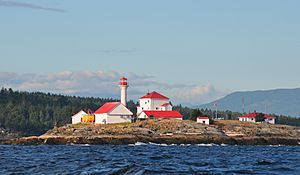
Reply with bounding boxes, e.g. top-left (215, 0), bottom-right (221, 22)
top-left (263, 114), bottom-right (276, 124)
top-left (137, 91), bottom-right (183, 120)
top-left (71, 110), bottom-right (88, 124)
top-left (94, 102), bottom-right (133, 124)
top-left (197, 116), bottom-right (210, 125)
top-left (138, 110), bottom-right (183, 120)
top-left (137, 91), bottom-right (171, 114)
top-left (239, 112), bottom-right (275, 124)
